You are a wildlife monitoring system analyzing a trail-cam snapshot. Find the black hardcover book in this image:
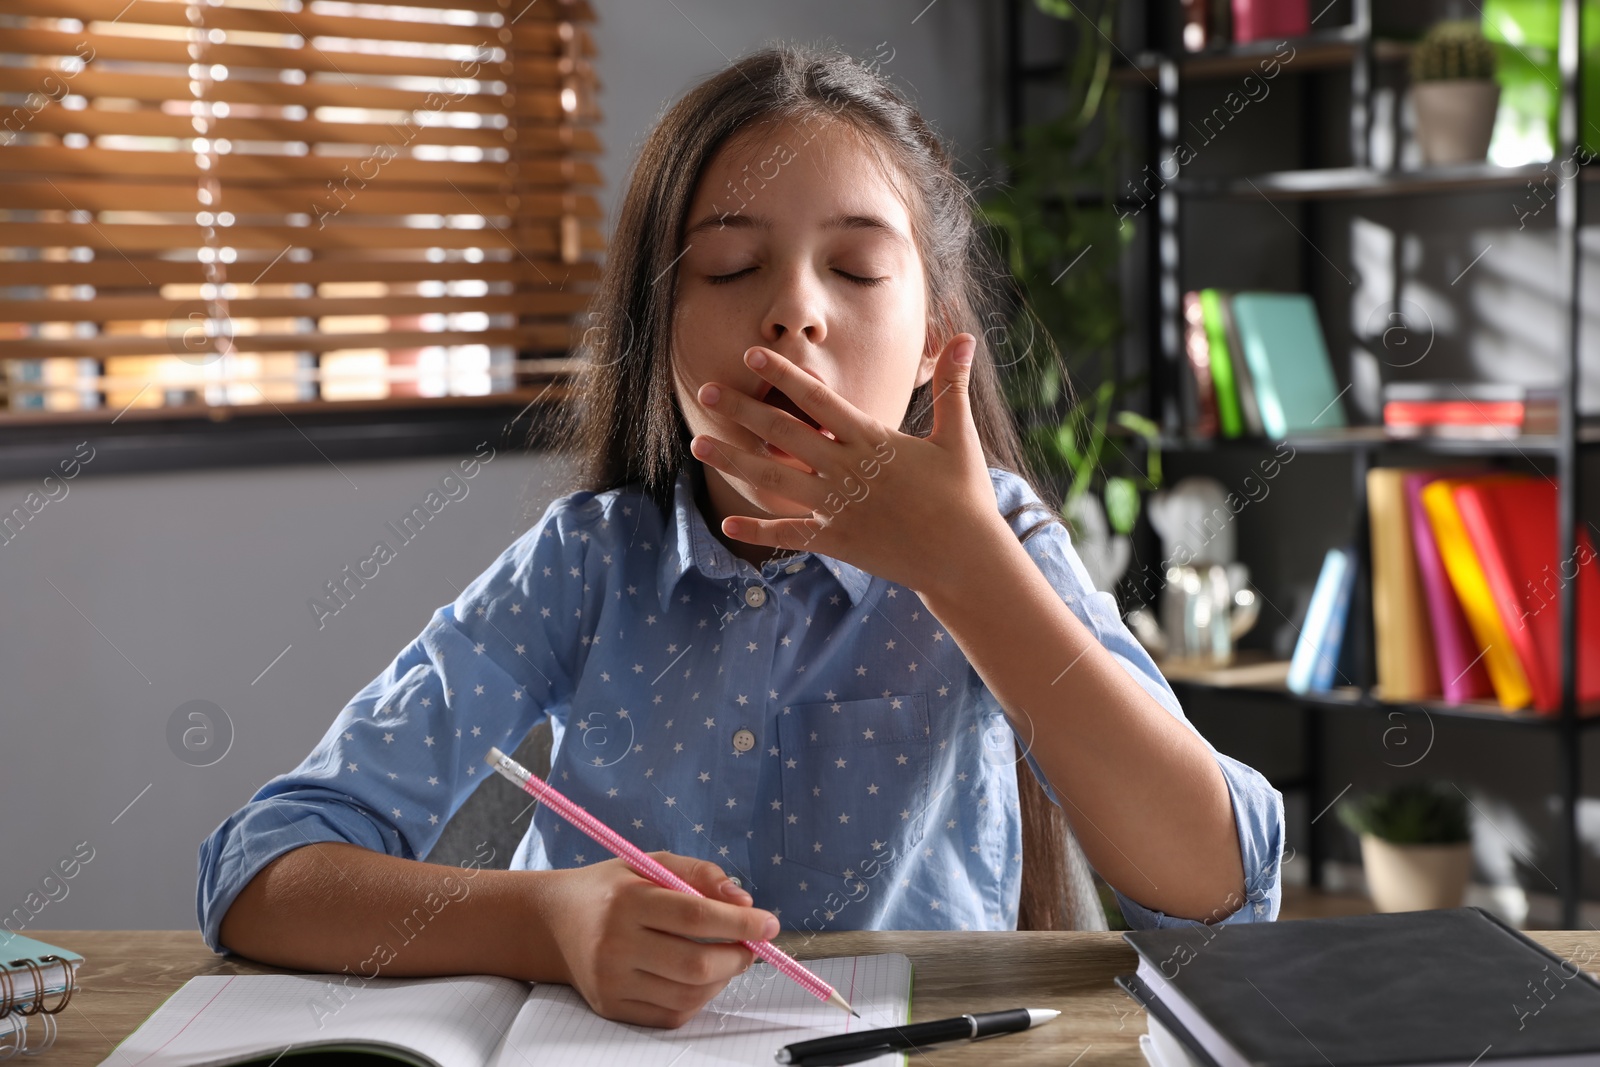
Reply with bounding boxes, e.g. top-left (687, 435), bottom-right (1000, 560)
top-left (1116, 971), bottom-right (1221, 1067)
top-left (1116, 907), bottom-right (1600, 1066)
